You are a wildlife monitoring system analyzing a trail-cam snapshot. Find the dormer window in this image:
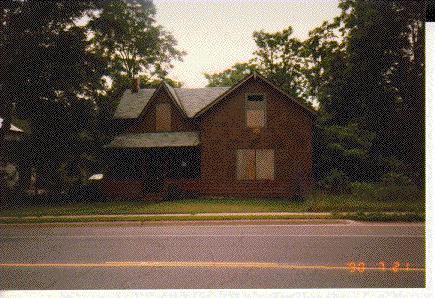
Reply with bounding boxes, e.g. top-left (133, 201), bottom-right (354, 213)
top-left (246, 94), bottom-right (266, 128)
top-left (156, 103), bottom-right (171, 131)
